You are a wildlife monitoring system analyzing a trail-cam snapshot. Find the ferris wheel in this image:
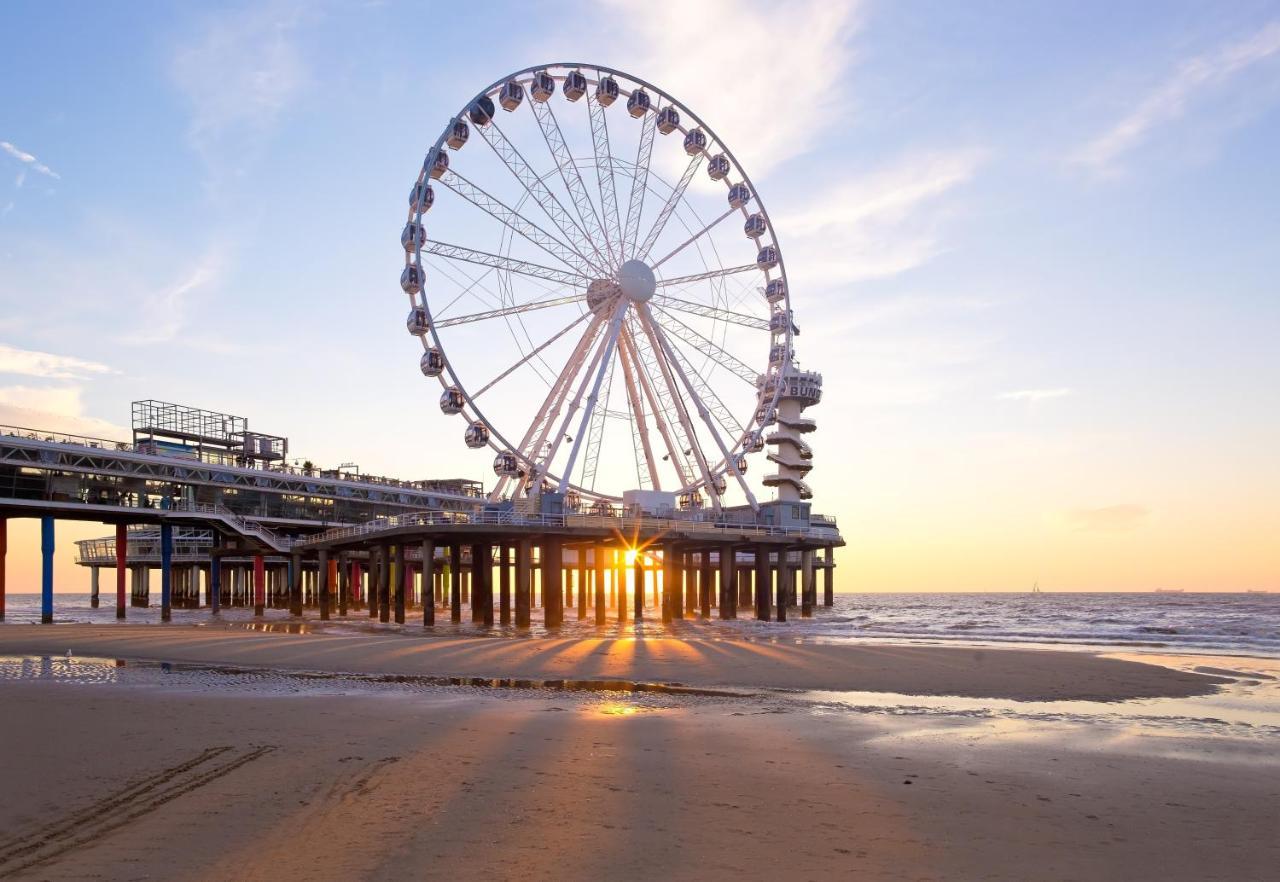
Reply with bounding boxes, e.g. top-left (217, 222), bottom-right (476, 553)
top-left (401, 63), bottom-right (809, 514)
